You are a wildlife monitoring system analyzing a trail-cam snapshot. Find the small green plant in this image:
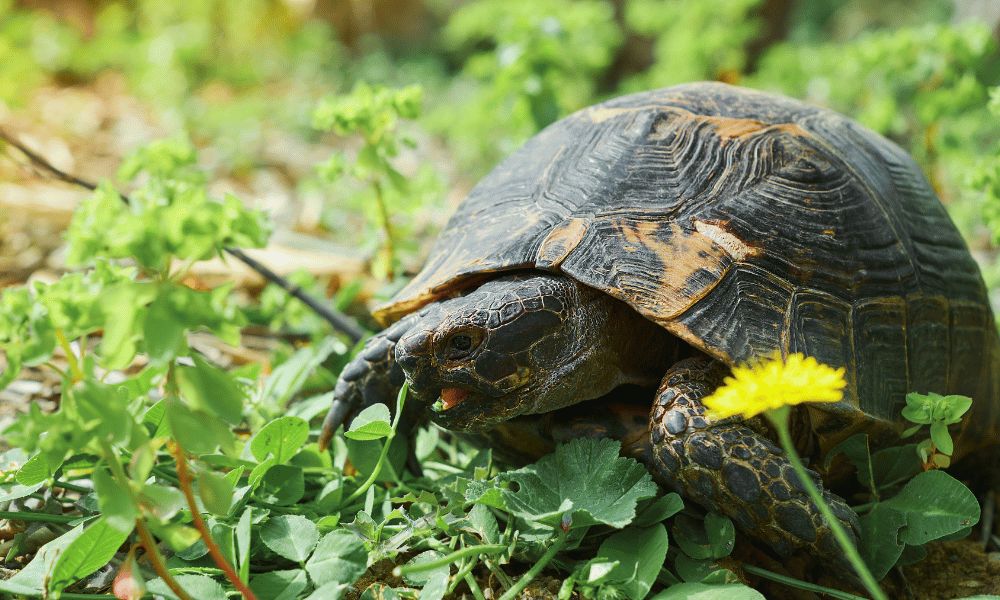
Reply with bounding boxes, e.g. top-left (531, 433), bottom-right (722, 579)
top-left (826, 392), bottom-right (980, 581)
top-left (622, 0), bottom-right (763, 90)
top-left (435, 0), bottom-right (622, 172)
top-left (312, 83), bottom-right (440, 279)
